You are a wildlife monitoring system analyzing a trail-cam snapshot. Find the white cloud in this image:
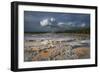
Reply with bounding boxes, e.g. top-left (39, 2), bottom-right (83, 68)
top-left (50, 17), bottom-right (55, 22)
top-left (67, 22), bottom-right (74, 25)
top-left (40, 17), bottom-right (56, 27)
top-left (57, 22), bottom-right (65, 26)
top-left (40, 18), bottom-right (49, 26)
top-left (59, 22), bottom-right (87, 28)
top-left (57, 22), bottom-right (75, 27)
top-left (80, 23), bottom-right (86, 27)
